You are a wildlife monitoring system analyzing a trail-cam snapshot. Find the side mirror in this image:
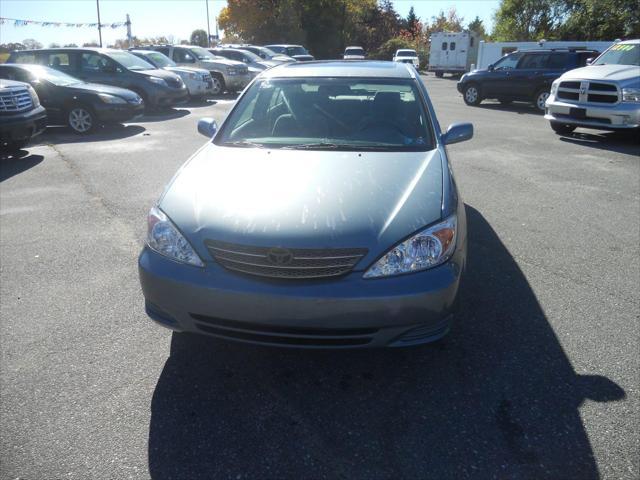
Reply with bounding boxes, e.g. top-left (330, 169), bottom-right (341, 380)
top-left (487, 64), bottom-right (494, 71)
top-left (442, 122), bottom-right (473, 145)
top-left (586, 57), bottom-right (594, 65)
top-left (197, 118), bottom-right (218, 138)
